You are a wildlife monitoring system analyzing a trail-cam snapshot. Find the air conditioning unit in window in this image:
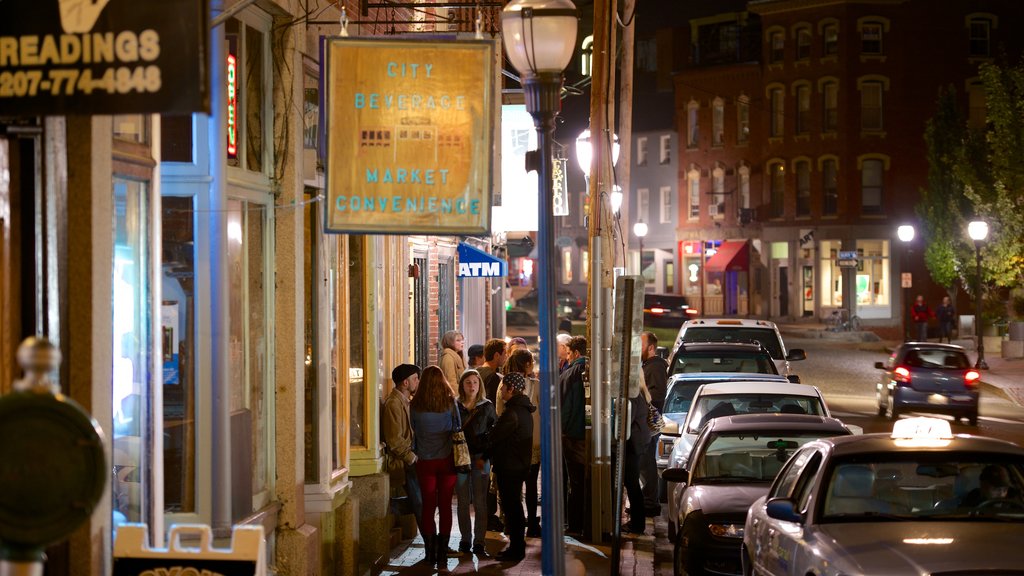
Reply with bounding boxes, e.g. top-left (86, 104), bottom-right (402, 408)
top-left (709, 204), bottom-right (722, 217)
